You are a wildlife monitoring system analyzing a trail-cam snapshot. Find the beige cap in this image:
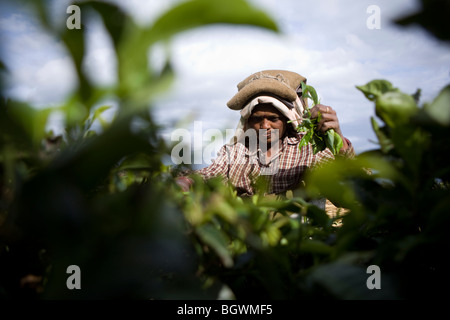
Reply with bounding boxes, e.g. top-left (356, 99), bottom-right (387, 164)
top-left (227, 70), bottom-right (307, 110)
